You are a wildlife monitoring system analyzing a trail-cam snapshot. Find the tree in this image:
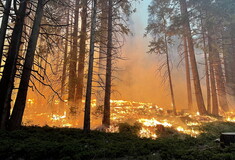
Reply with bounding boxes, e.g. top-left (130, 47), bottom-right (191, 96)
top-left (68, 0), bottom-right (79, 112)
top-left (102, 0), bottom-right (113, 127)
top-left (179, 0), bottom-right (207, 115)
top-left (8, 0), bottom-right (45, 130)
top-left (83, 0), bottom-right (98, 133)
top-left (183, 36), bottom-right (193, 111)
top-left (146, 0), bottom-right (177, 115)
top-left (76, 0), bottom-right (88, 107)
top-left (0, 0), bottom-right (28, 129)
top-left (0, 0), bottom-right (12, 66)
